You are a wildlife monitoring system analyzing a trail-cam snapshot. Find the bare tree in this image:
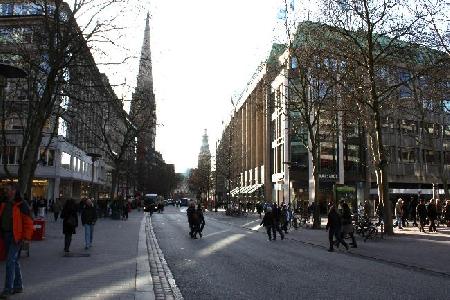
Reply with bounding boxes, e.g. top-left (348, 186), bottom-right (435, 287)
top-left (320, 0), bottom-right (439, 234)
top-left (0, 0), bottom-right (132, 196)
